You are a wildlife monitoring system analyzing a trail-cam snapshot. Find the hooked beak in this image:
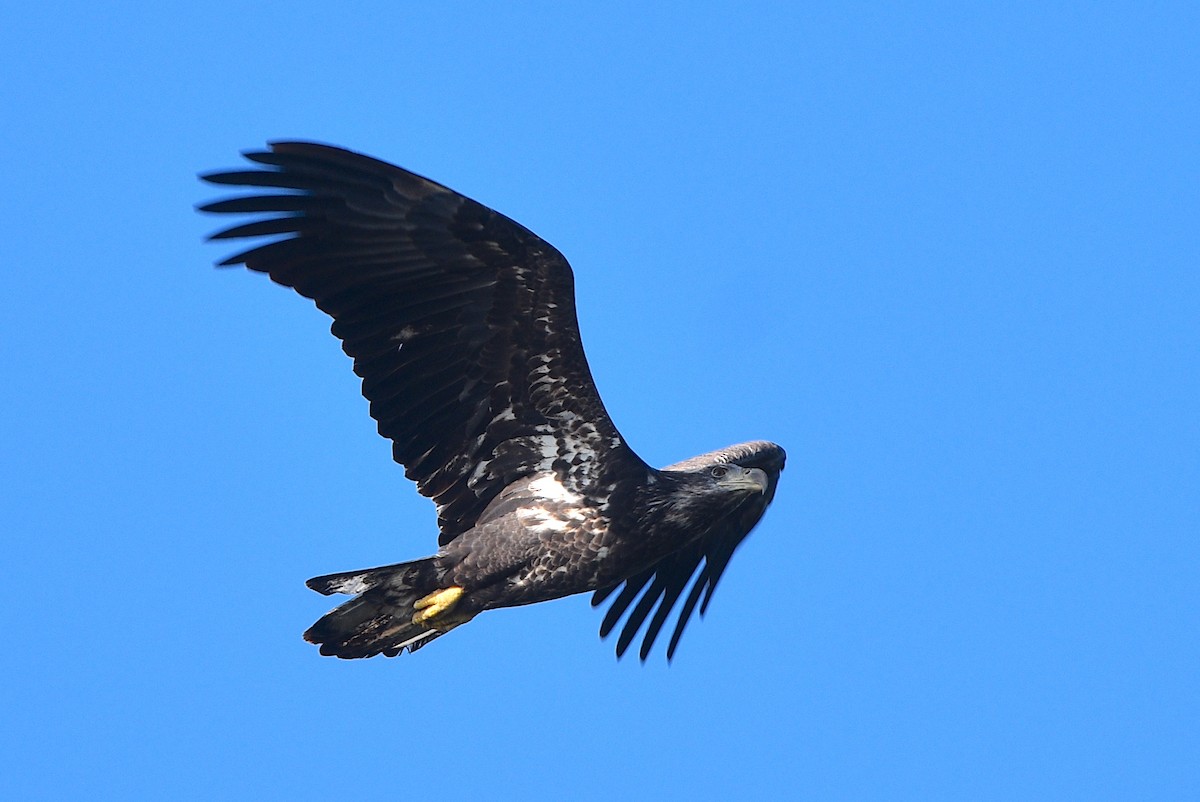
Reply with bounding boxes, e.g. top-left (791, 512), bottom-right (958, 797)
top-left (746, 467), bottom-right (769, 495)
